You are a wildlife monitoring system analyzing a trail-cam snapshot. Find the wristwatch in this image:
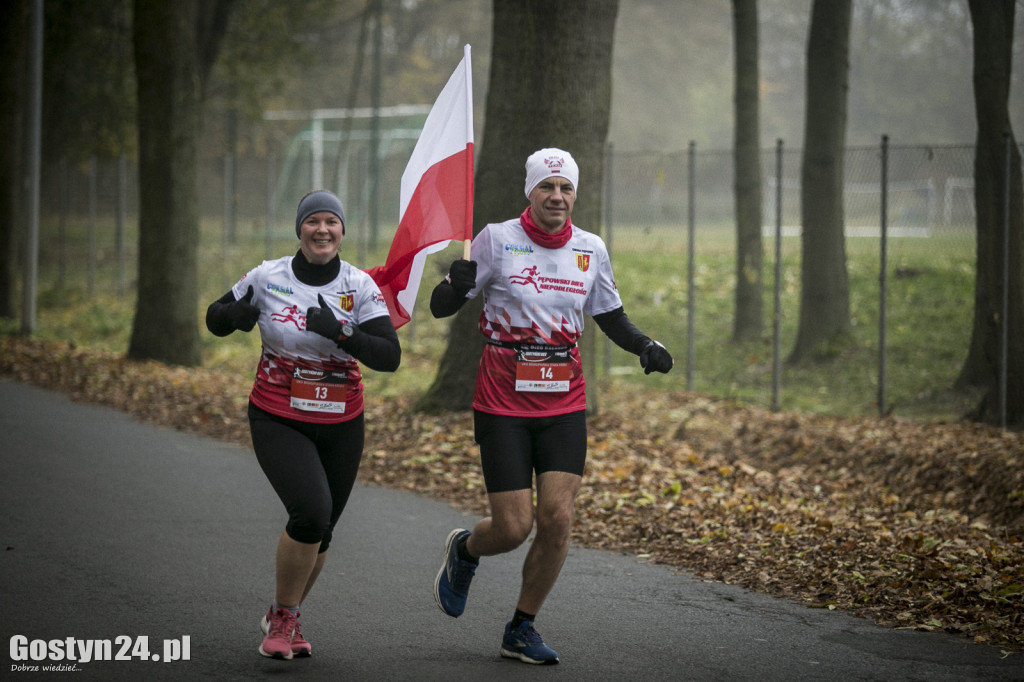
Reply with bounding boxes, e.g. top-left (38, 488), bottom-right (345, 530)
top-left (340, 323), bottom-right (355, 340)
